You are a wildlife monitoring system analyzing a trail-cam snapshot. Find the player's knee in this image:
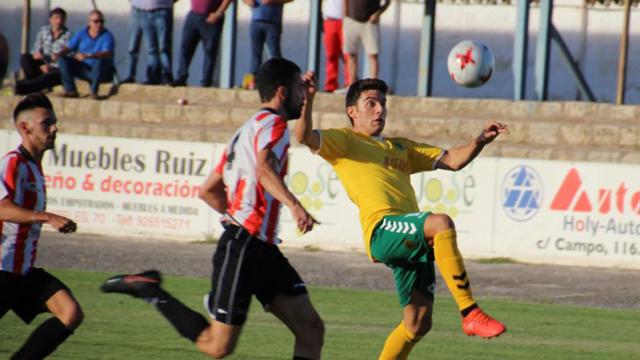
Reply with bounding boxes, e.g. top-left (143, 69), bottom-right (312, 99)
top-left (311, 315), bottom-right (325, 343)
top-left (197, 330), bottom-right (238, 359)
top-left (405, 317), bottom-right (432, 337)
top-left (415, 317), bottom-right (432, 336)
top-left (299, 315), bottom-right (325, 349)
top-left (58, 302), bottom-right (84, 330)
top-left (202, 342), bottom-right (236, 359)
top-left (427, 213), bottom-right (455, 233)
